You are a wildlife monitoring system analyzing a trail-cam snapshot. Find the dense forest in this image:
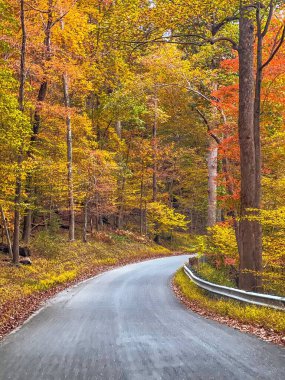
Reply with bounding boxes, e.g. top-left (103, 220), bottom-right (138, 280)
top-left (0, 0), bottom-right (284, 295)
